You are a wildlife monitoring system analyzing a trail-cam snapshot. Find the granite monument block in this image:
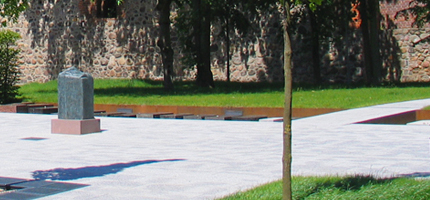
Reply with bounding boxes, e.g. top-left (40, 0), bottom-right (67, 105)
top-left (58, 67), bottom-right (94, 120)
top-left (51, 67), bottom-right (100, 134)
